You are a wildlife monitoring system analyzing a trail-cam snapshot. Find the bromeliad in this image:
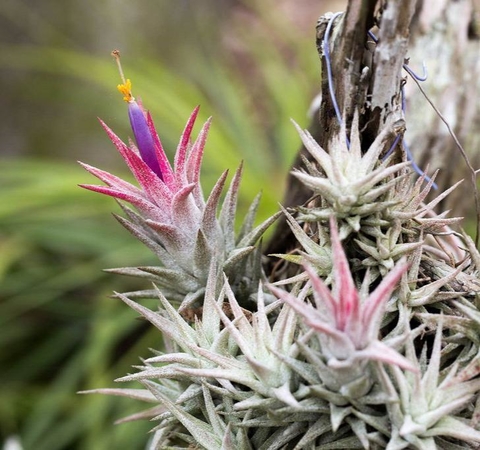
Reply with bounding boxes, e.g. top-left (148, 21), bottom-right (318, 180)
top-left (79, 51), bottom-right (277, 309)
top-left (80, 51), bottom-right (209, 229)
top-left (270, 217), bottom-right (416, 376)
